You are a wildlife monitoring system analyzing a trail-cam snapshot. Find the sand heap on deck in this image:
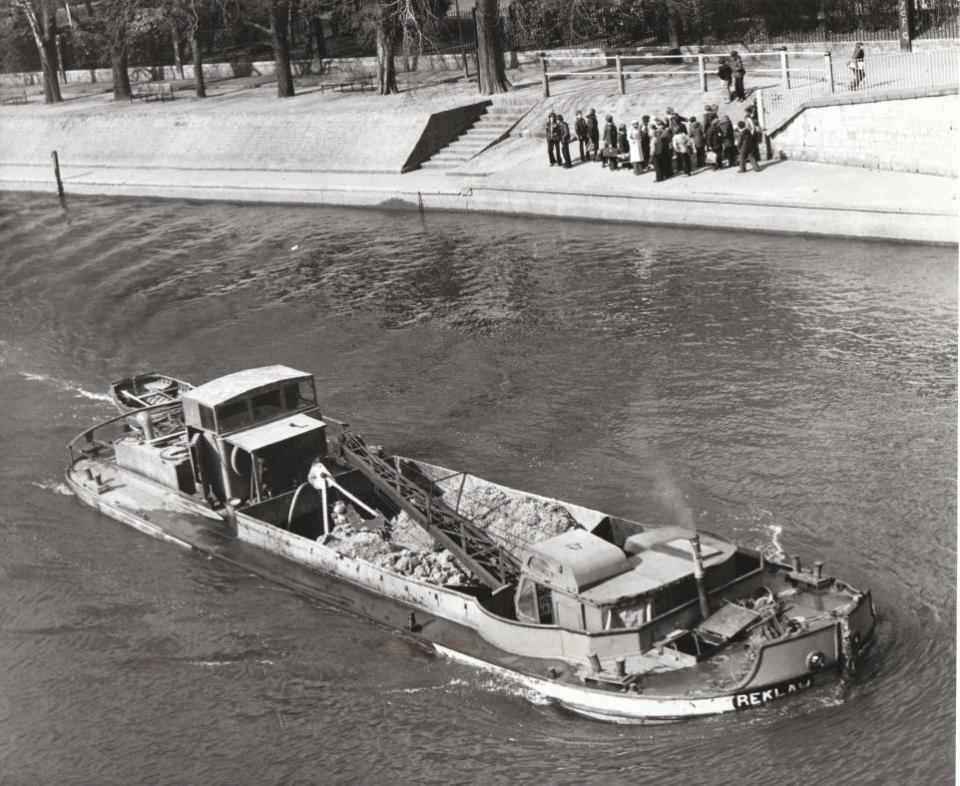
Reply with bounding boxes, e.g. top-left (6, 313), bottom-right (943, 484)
top-left (325, 485), bottom-right (581, 586)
